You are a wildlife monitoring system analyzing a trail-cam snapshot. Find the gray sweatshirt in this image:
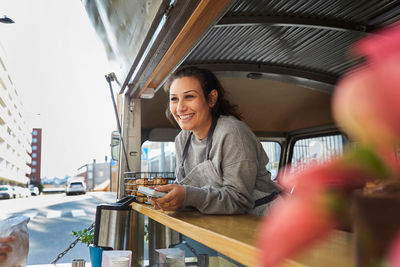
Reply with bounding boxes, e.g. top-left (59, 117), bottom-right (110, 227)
top-left (175, 115), bottom-right (280, 215)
